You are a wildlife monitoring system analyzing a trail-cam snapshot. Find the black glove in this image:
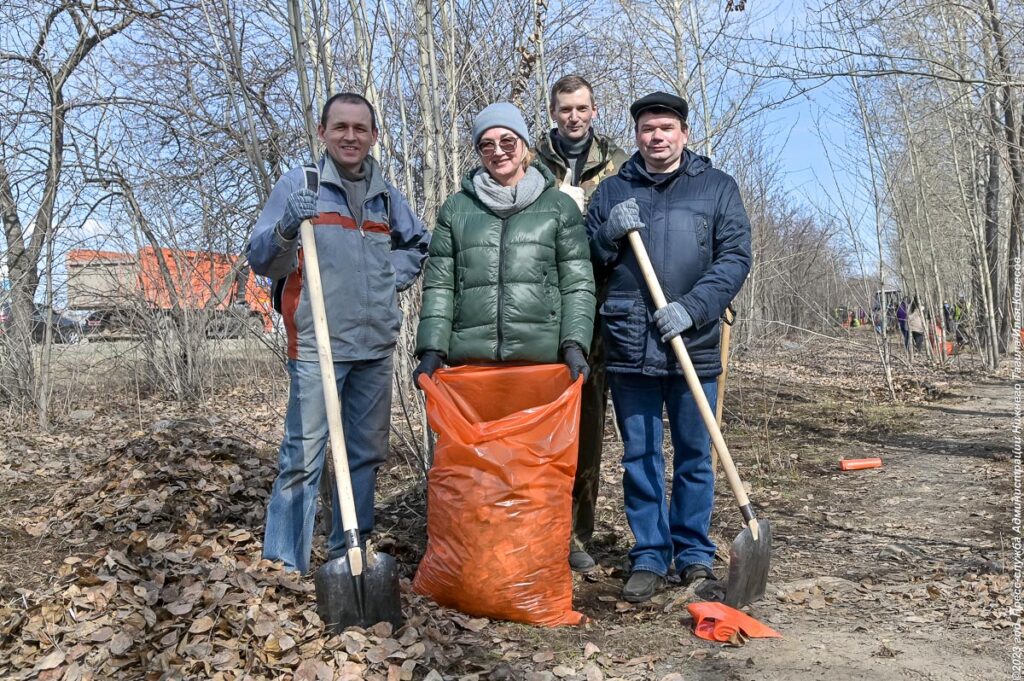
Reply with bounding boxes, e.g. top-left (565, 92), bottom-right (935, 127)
top-left (562, 342), bottom-right (590, 382)
top-left (278, 188), bottom-right (319, 240)
top-left (413, 351), bottom-right (445, 388)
